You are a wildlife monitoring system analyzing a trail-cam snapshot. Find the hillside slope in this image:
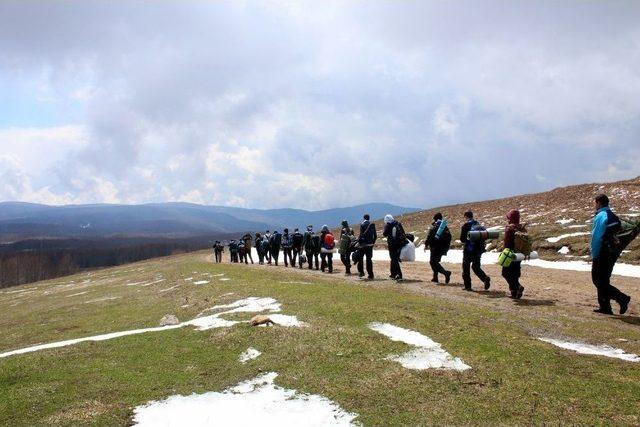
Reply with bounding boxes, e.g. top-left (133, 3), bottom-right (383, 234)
top-left (386, 176), bottom-right (640, 264)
